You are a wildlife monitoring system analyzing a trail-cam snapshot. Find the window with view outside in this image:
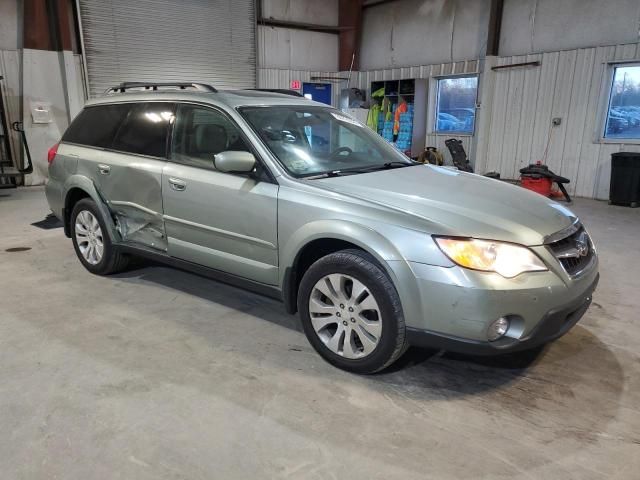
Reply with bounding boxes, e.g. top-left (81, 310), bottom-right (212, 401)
top-left (605, 65), bottom-right (640, 139)
top-left (435, 76), bottom-right (478, 134)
